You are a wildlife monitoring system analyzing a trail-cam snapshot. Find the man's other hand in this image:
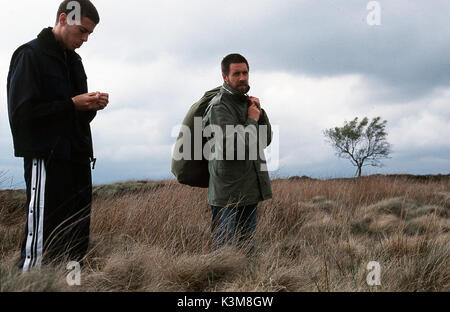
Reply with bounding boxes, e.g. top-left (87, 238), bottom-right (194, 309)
top-left (96, 92), bottom-right (109, 110)
top-left (248, 96), bottom-right (261, 110)
top-left (248, 103), bottom-right (261, 122)
top-left (72, 92), bottom-right (109, 111)
top-left (248, 96), bottom-right (261, 122)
